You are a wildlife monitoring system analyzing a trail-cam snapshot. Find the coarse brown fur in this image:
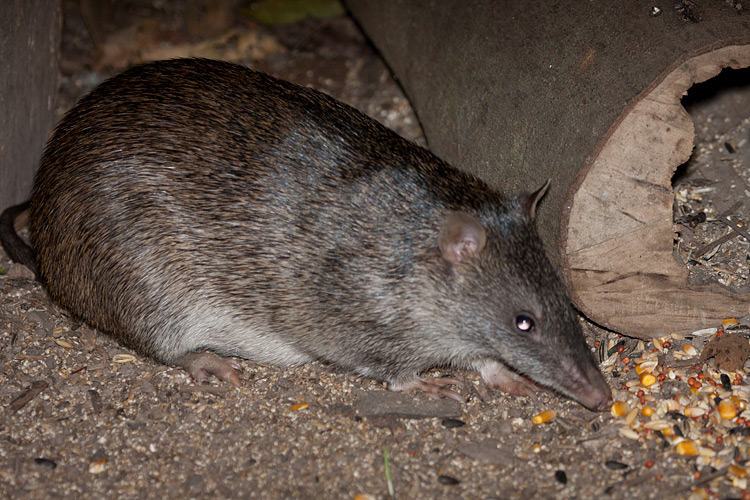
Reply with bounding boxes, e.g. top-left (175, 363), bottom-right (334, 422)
top-left (1, 59), bottom-right (610, 410)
